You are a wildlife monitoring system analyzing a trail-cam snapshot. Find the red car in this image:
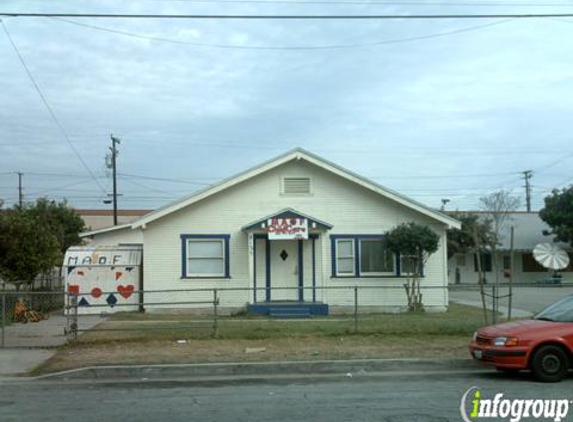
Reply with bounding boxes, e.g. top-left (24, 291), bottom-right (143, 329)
top-left (469, 295), bottom-right (573, 382)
